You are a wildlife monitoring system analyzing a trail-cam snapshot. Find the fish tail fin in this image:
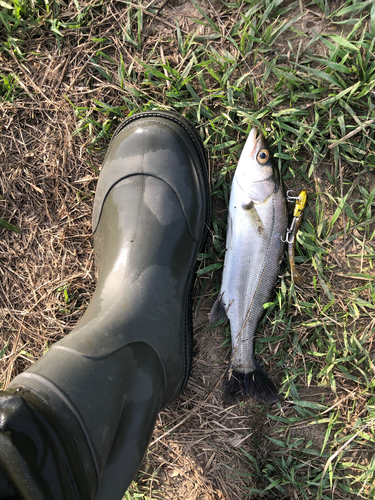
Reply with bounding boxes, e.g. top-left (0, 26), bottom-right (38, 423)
top-left (224, 360), bottom-right (279, 405)
top-left (209, 294), bottom-right (228, 325)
